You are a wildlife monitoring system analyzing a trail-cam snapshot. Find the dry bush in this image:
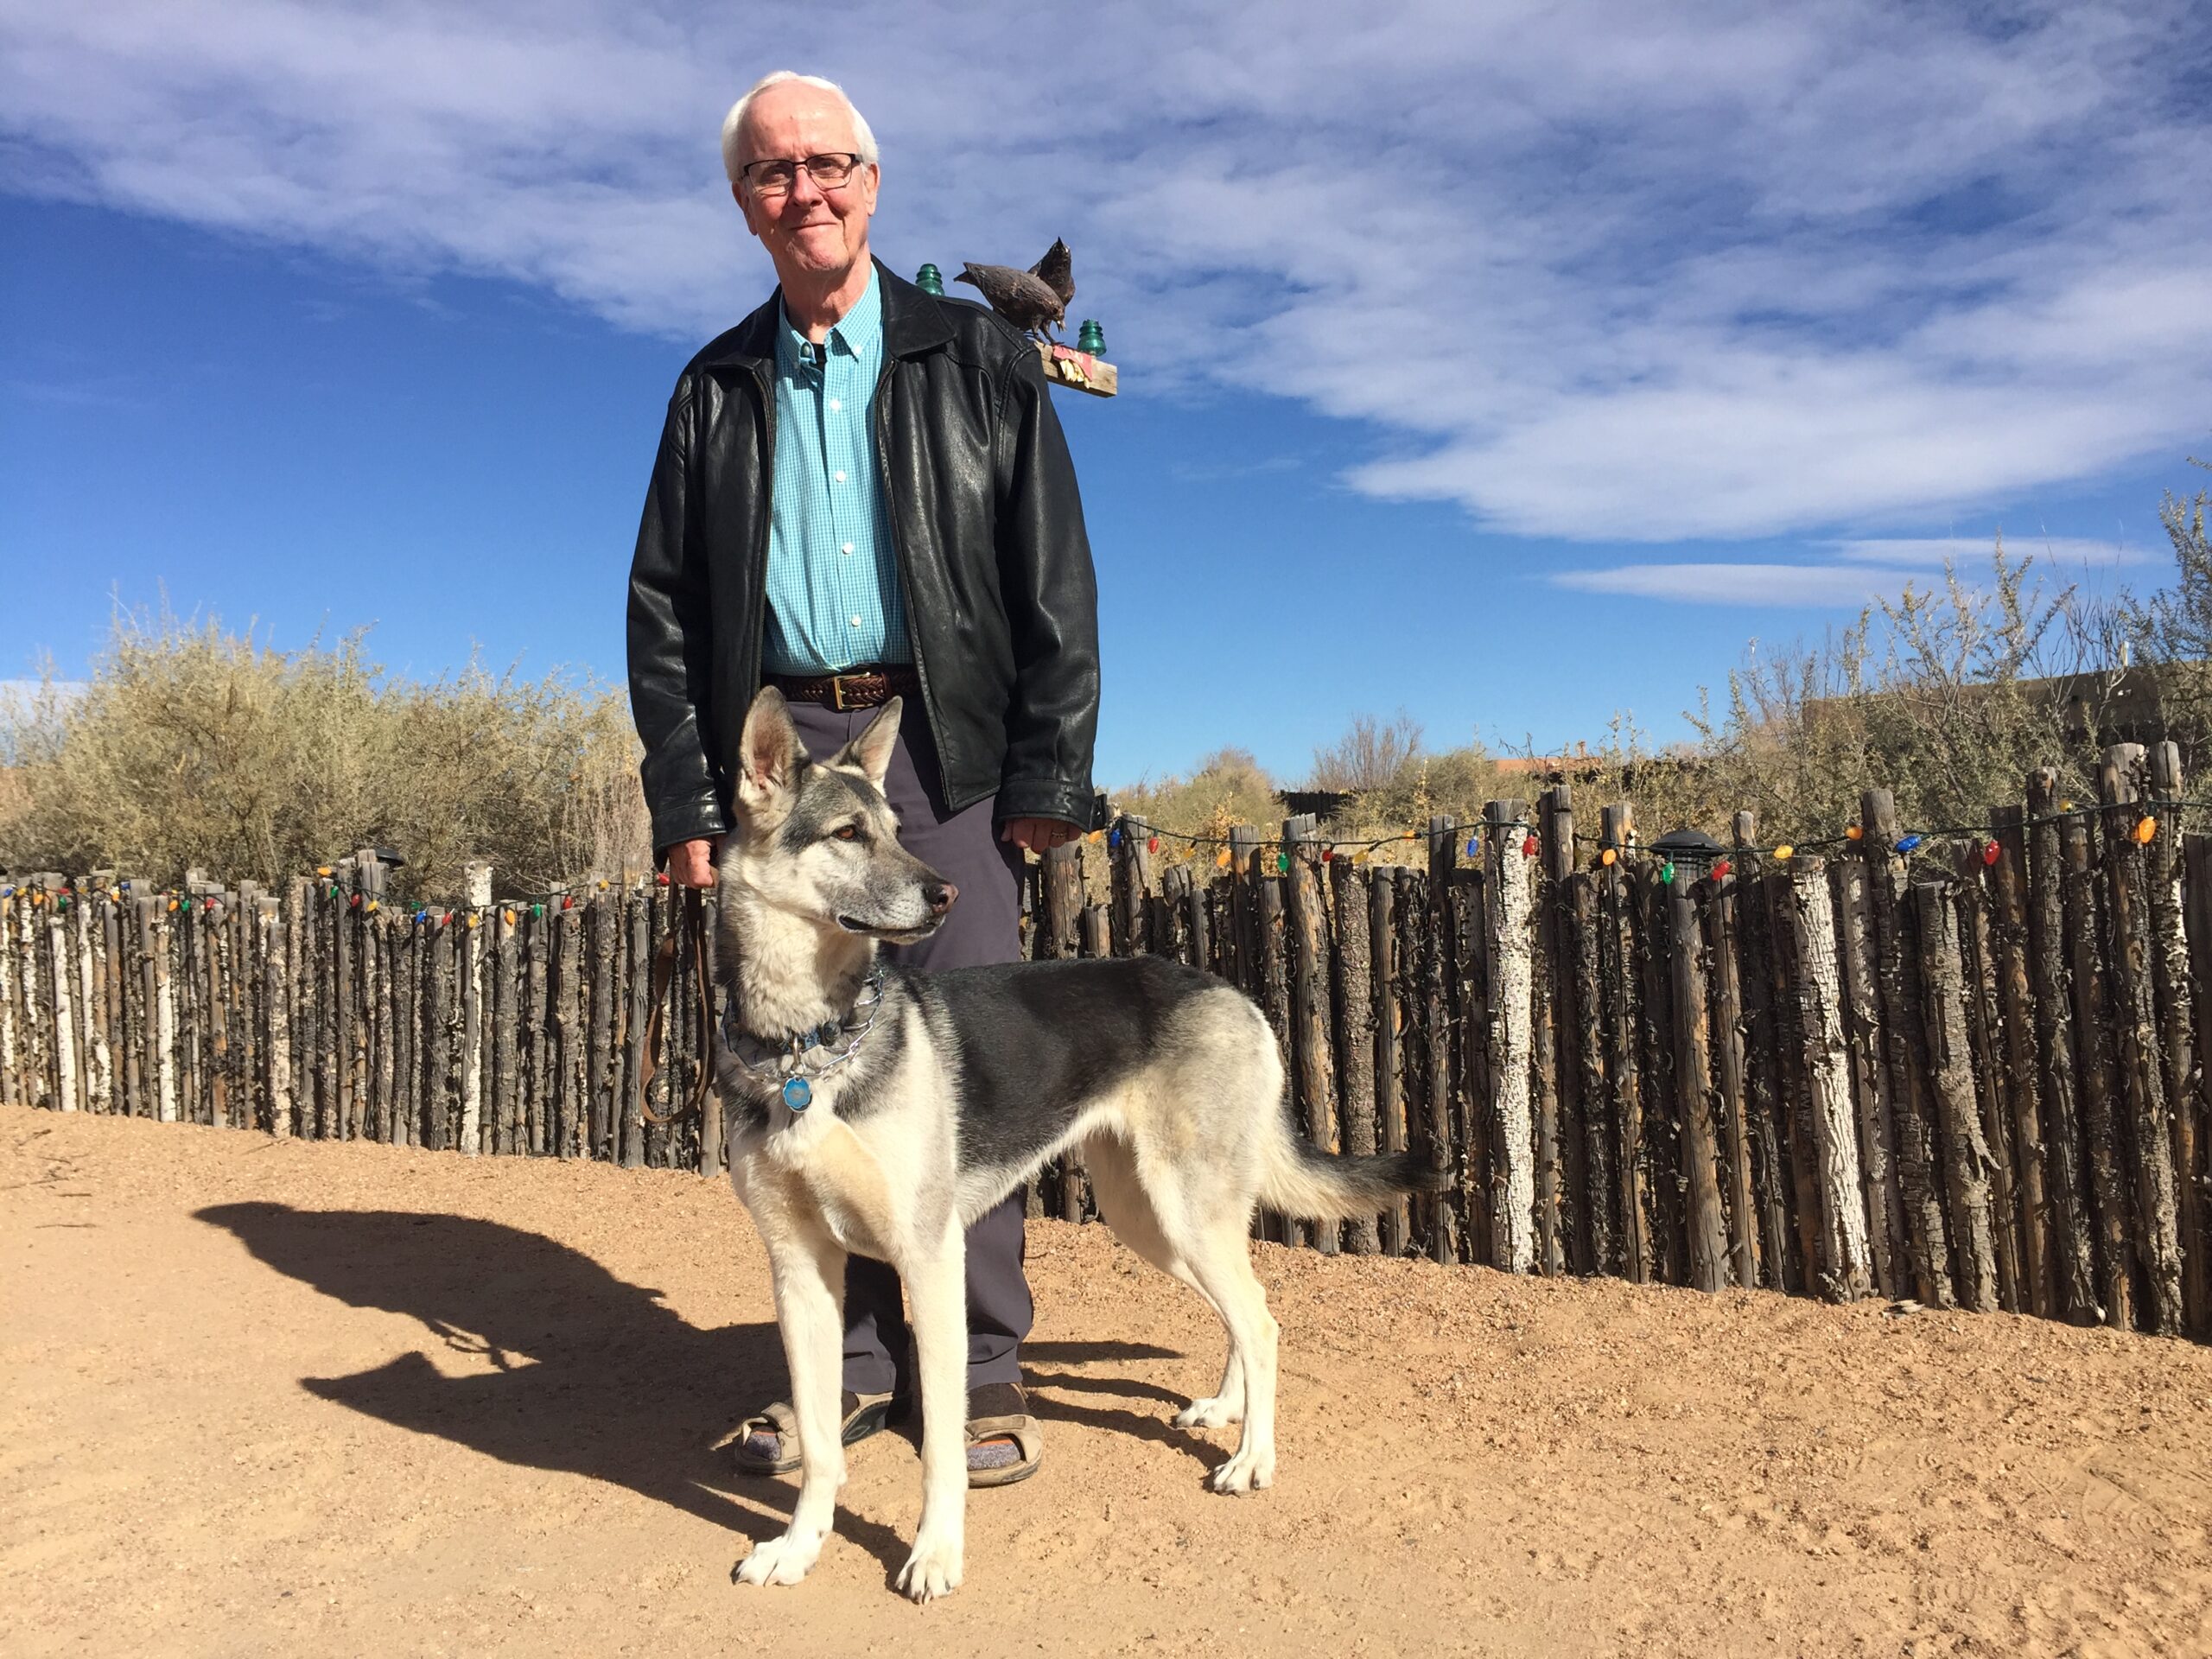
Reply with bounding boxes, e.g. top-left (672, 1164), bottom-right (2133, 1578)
top-left (1334, 742), bottom-right (1508, 851)
top-left (1308, 711), bottom-right (1424, 791)
top-left (2121, 460), bottom-right (2212, 737)
top-left (1111, 746), bottom-right (1283, 869)
top-left (1675, 543), bottom-right (2133, 846)
top-left (0, 607), bottom-right (652, 899)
